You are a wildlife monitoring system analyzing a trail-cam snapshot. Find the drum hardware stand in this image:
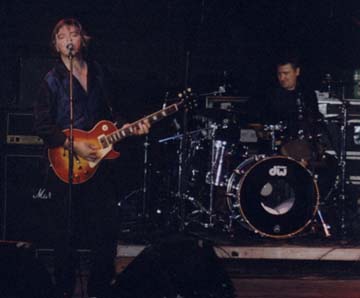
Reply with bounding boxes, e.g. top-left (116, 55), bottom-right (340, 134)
top-left (317, 88), bottom-right (349, 239)
top-left (175, 88), bottom-right (226, 230)
top-left (187, 121), bottom-right (231, 229)
top-left (158, 126), bottom-right (218, 228)
top-left (319, 86), bottom-right (350, 239)
top-left (160, 84), bottom-right (226, 230)
top-left (137, 135), bottom-right (151, 232)
top-left (176, 107), bottom-right (189, 231)
top-left (180, 124), bottom-right (219, 229)
top-left (207, 123), bottom-right (221, 227)
top-left (117, 136), bottom-right (150, 234)
top-left (184, 195), bottom-right (213, 228)
top-left (316, 209), bottom-right (331, 237)
top-left (264, 123), bottom-right (286, 154)
top-left (337, 92), bottom-right (349, 238)
top-left (225, 202), bottom-right (241, 233)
